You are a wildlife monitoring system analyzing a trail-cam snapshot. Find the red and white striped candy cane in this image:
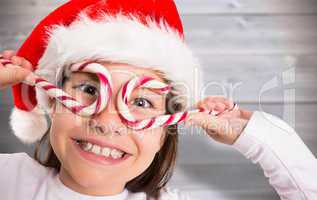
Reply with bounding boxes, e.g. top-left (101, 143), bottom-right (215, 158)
top-left (117, 76), bottom-right (170, 130)
top-left (1, 57), bottom-right (238, 130)
top-left (68, 61), bottom-right (112, 116)
top-left (0, 59), bottom-right (112, 117)
top-left (117, 76), bottom-right (239, 130)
